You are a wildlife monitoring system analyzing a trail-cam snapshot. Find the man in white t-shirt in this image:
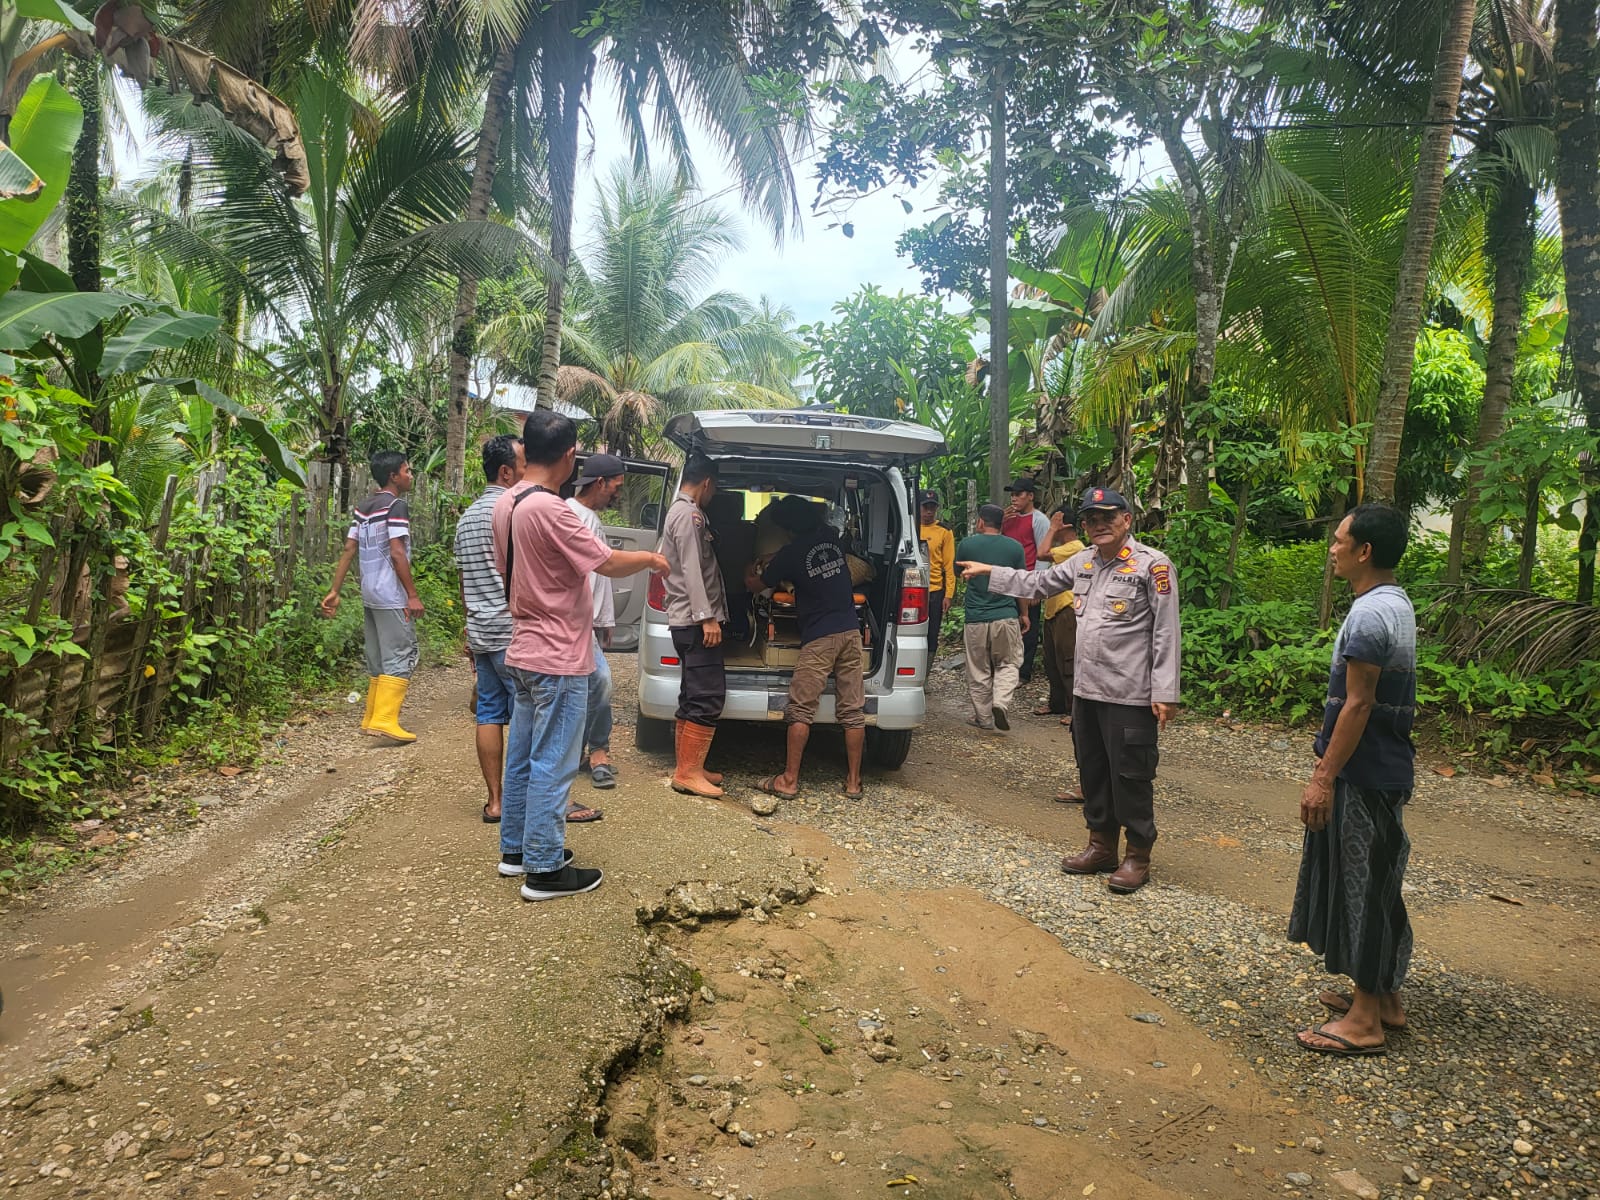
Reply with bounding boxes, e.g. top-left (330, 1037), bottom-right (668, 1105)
top-left (567, 453), bottom-right (627, 800)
